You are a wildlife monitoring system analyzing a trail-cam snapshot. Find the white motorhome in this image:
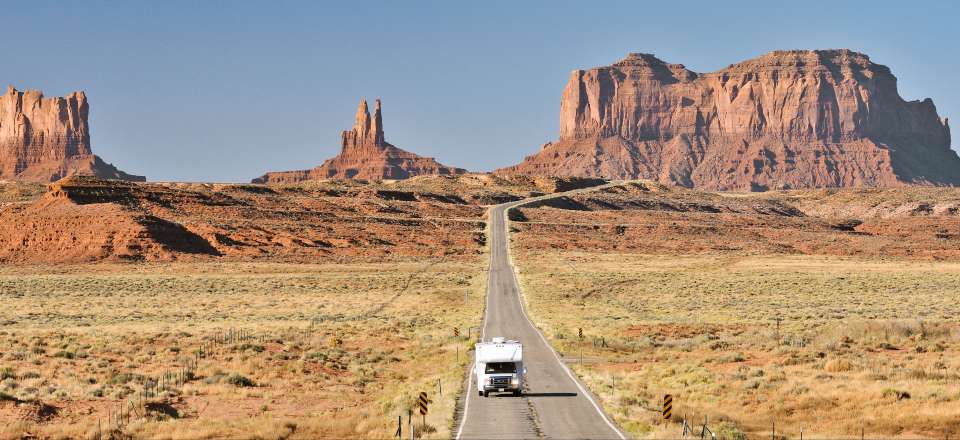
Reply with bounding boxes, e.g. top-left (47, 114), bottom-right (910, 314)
top-left (474, 337), bottom-right (525, 397)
